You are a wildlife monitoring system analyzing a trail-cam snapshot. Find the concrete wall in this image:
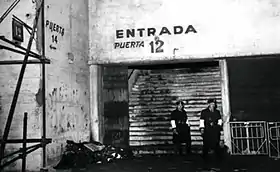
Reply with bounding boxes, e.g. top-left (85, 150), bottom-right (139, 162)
top-left (0, 0), bottom-right (43, 171)
top-left (45, 0), bottom-right (90, 166)
top-left (89, 0), bottom-right (280, 65)
top-left (0, 0), bottom-right (90, 171)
